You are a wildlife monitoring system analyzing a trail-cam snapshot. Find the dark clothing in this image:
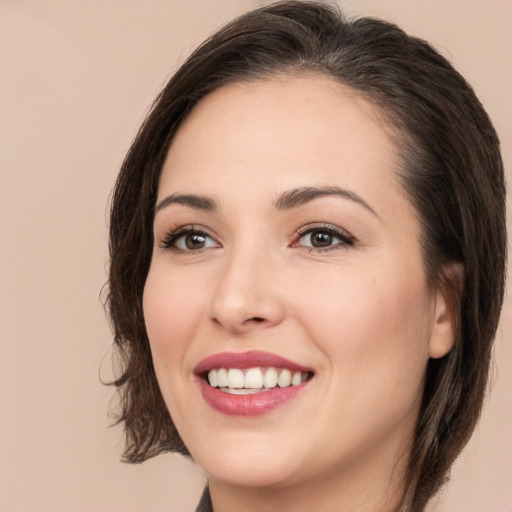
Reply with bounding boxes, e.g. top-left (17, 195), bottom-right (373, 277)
top-left (195, 487), bottom-right (213, 512)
